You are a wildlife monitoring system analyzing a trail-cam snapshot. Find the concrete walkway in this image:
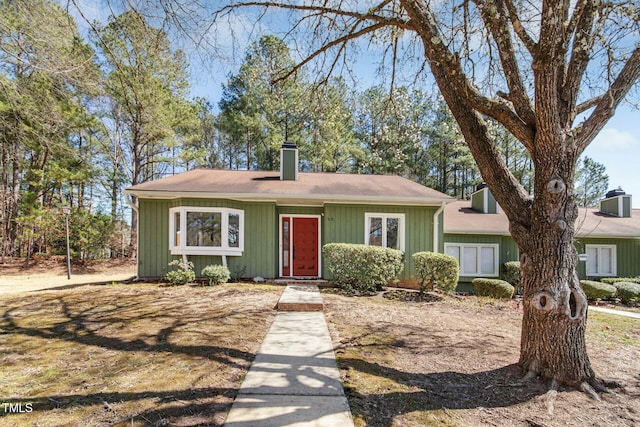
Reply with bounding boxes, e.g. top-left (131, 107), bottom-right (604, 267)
top-left (224, 286), bottom-right (355, 427)
top-left (589, 305), bottom-right (640, 319)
